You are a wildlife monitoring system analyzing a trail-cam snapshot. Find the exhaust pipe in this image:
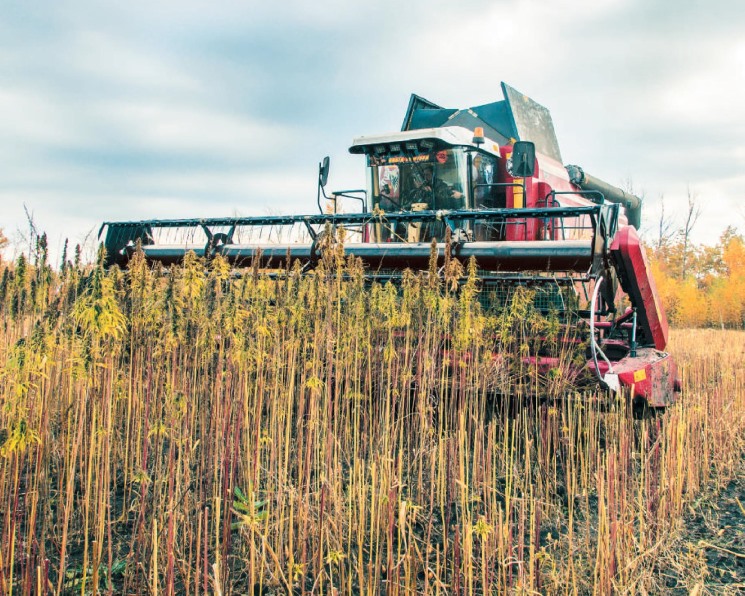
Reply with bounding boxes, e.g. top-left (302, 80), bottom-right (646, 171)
top-left (566, 165), bottom-right (642, 229)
